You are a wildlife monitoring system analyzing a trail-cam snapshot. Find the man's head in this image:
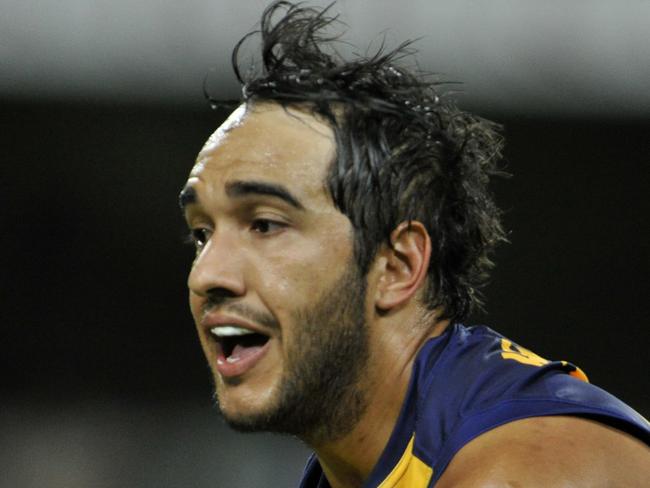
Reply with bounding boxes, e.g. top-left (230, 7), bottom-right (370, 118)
top-left (181, 1), bottom-right (505, 442)
top-left (181, 103), bottom-right (375, 443)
